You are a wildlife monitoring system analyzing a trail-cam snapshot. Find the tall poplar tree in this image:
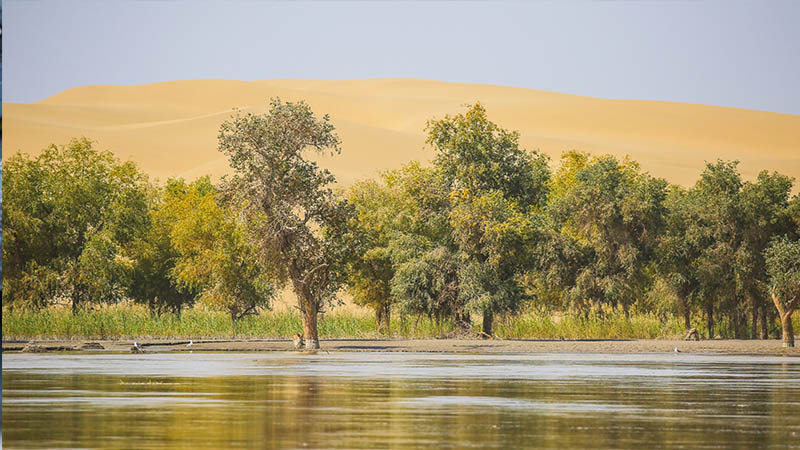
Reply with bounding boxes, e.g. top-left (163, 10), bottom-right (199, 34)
top-left (217, 98), bottom-right (354, 349)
